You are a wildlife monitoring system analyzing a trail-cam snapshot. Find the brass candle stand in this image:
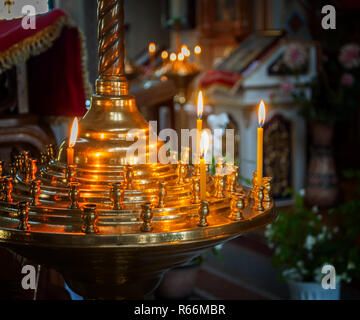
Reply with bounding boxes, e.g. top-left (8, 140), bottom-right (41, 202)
top-left (0, 0), bottom-right (276, 299)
